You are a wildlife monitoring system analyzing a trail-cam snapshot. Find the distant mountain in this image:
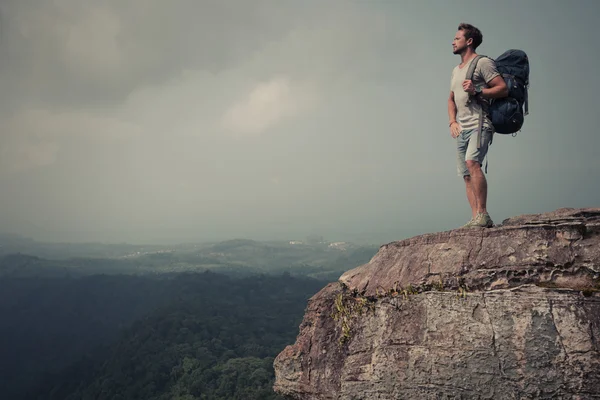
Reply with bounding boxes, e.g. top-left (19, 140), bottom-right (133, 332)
top-left (0, 239), bottom-right (379, 279)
